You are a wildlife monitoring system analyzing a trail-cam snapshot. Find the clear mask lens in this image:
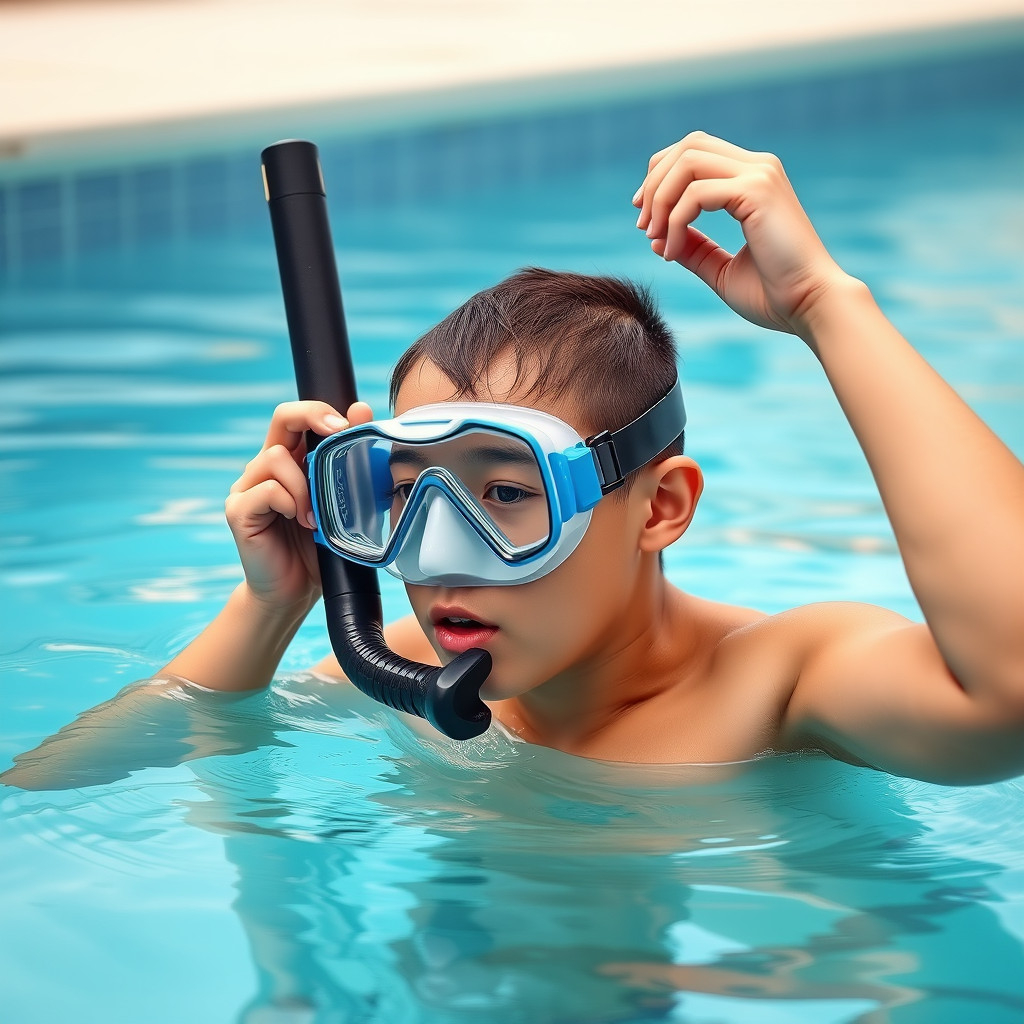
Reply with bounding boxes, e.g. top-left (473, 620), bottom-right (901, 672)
top-left (316, 427), bottom-right (553, 563)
